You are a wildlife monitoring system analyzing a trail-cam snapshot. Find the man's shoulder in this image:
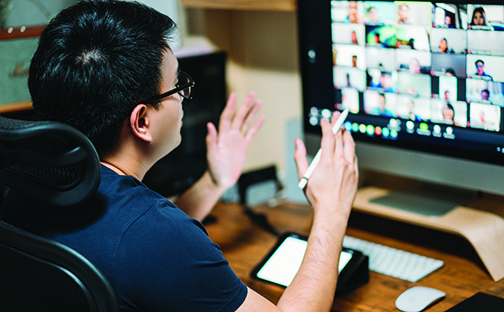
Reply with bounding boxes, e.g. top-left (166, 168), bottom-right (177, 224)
top-left (98, 166), bottom-right (203, 236)
top-left (99, 165), bottom-right (176, 208)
